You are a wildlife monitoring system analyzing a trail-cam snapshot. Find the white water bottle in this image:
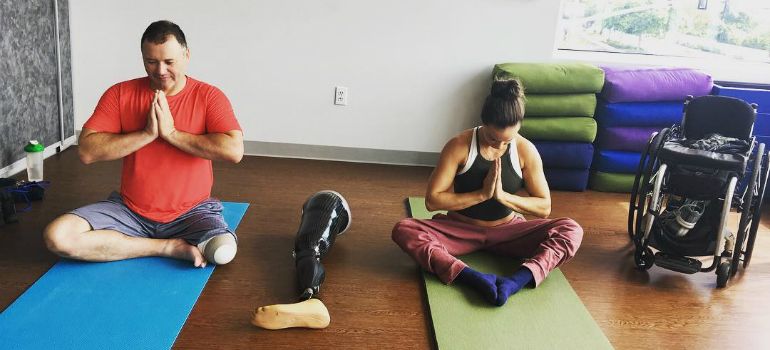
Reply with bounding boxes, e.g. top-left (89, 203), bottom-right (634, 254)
top-left (25, 140), bottom-right (44, 182)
